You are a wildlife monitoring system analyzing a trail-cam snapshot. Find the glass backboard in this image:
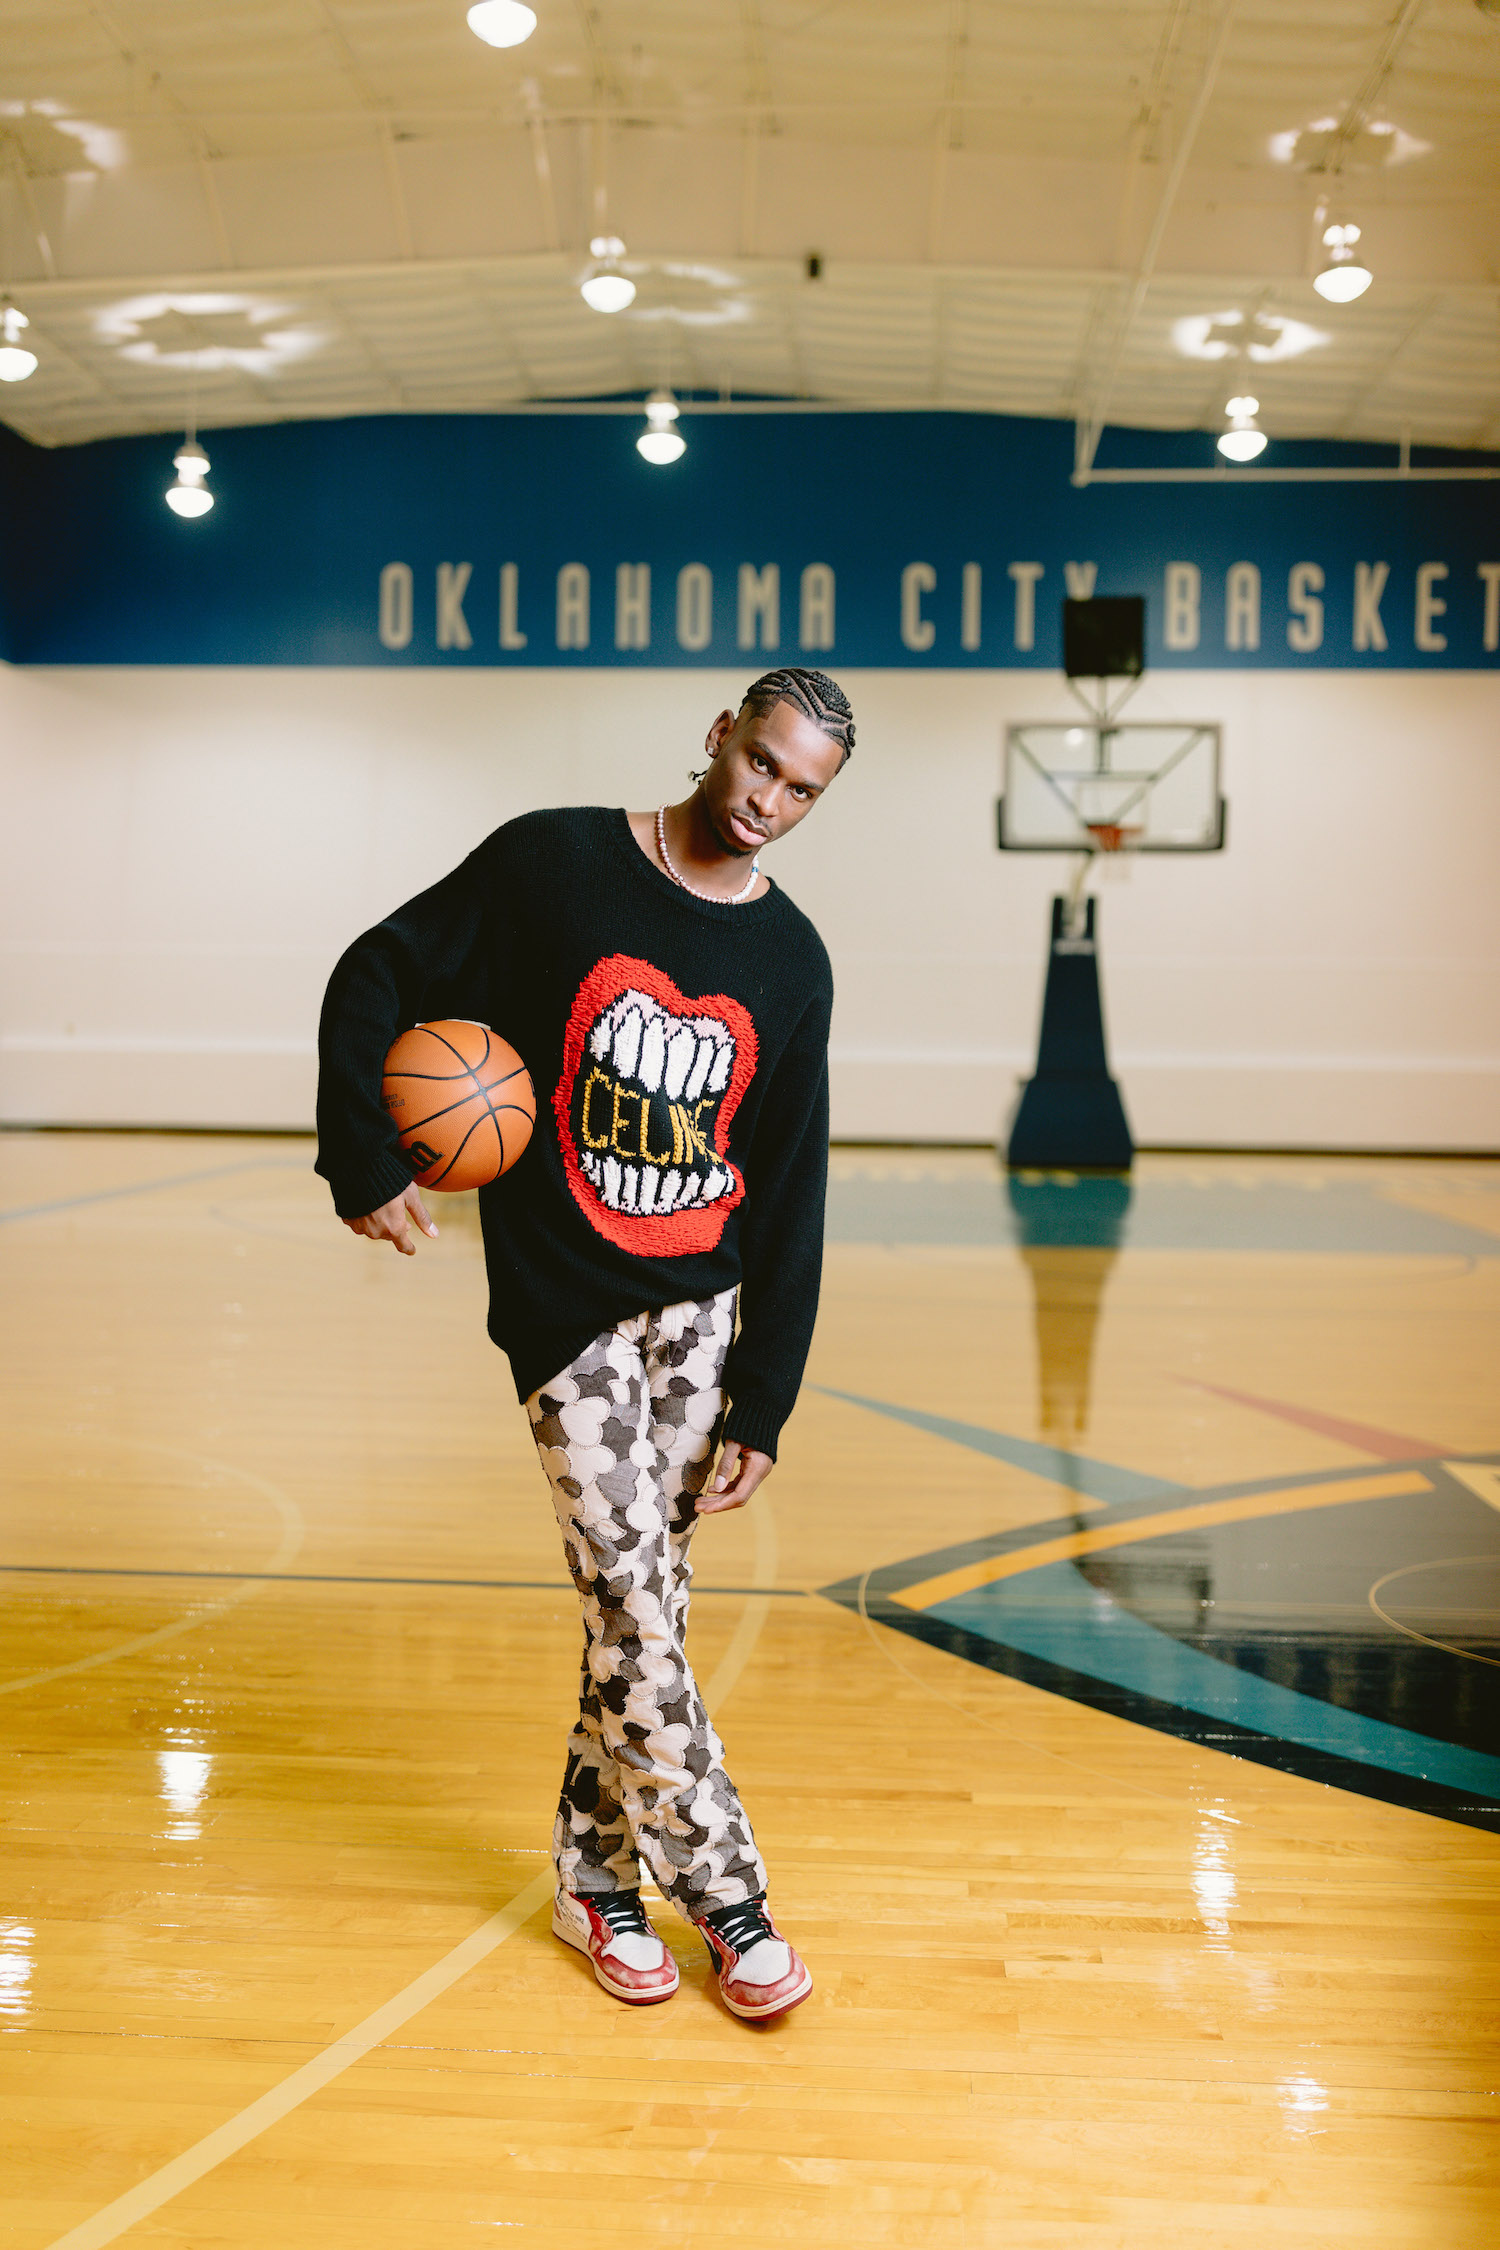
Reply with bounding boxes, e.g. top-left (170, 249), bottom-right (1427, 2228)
top-left (998, 722), bottom-right (1225, 852)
